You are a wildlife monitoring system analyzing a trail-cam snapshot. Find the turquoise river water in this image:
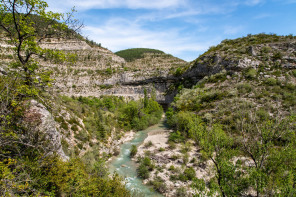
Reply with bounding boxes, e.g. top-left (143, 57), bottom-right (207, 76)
top-left (109, 121), bottom-right (166, 197)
